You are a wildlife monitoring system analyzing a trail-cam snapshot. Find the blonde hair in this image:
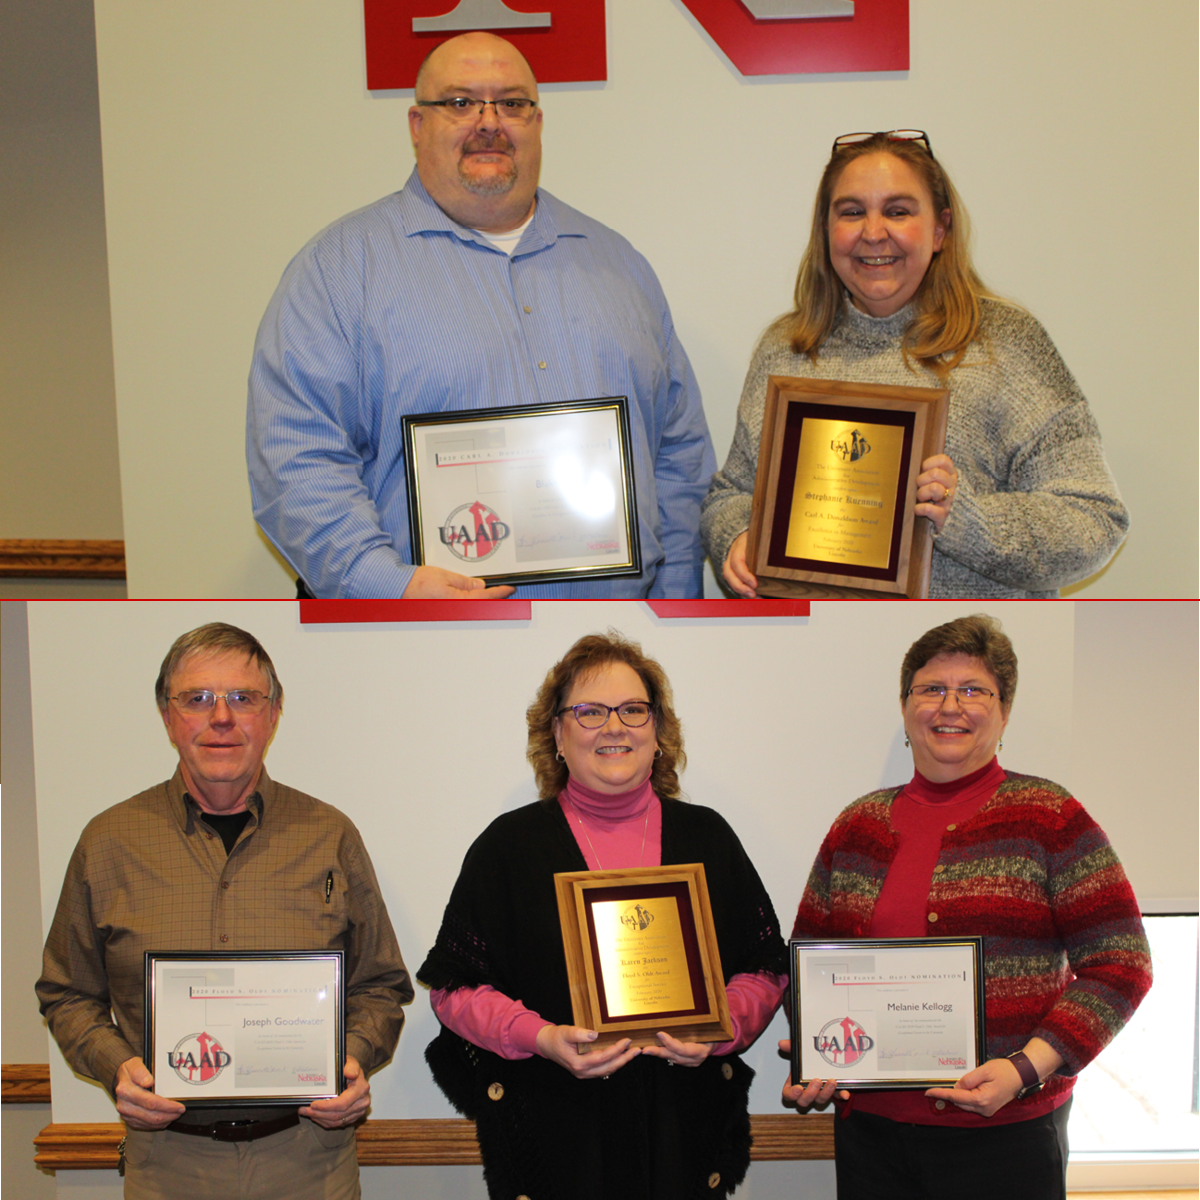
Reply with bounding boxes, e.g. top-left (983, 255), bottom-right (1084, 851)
top-left (526, 631), bottom-right (685, 801)
top-left (781, 134), bottom-right (1001, 380)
